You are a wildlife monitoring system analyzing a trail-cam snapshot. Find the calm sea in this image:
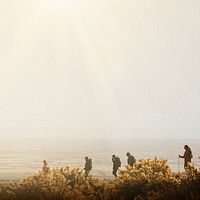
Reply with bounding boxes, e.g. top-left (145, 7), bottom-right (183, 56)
top-left (0, 138), bottom-right (199, 182)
